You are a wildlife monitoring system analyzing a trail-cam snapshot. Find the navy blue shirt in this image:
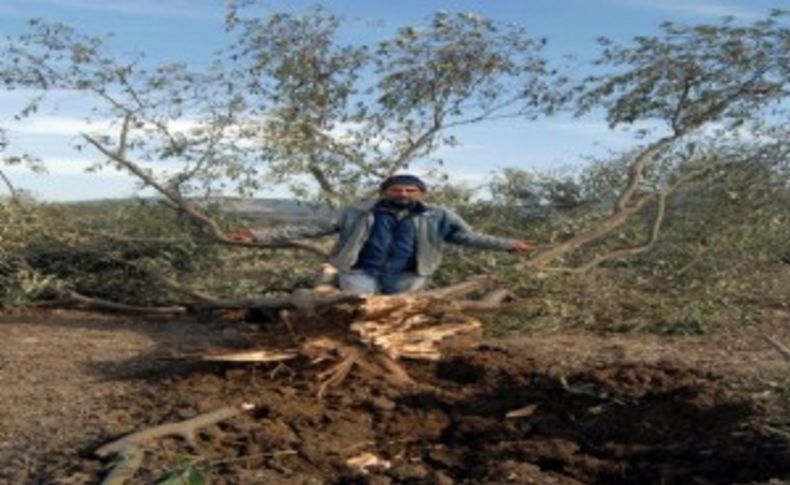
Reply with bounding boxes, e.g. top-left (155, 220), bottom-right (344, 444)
top-left (353, 200), bottom-right (426, 274)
